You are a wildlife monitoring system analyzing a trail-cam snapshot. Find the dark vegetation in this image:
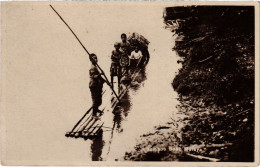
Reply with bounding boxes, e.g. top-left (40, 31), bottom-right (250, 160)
top-left (169, 6), bottom-right (255, 162)
top-left (124, 6), bottom-right (255, 161)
